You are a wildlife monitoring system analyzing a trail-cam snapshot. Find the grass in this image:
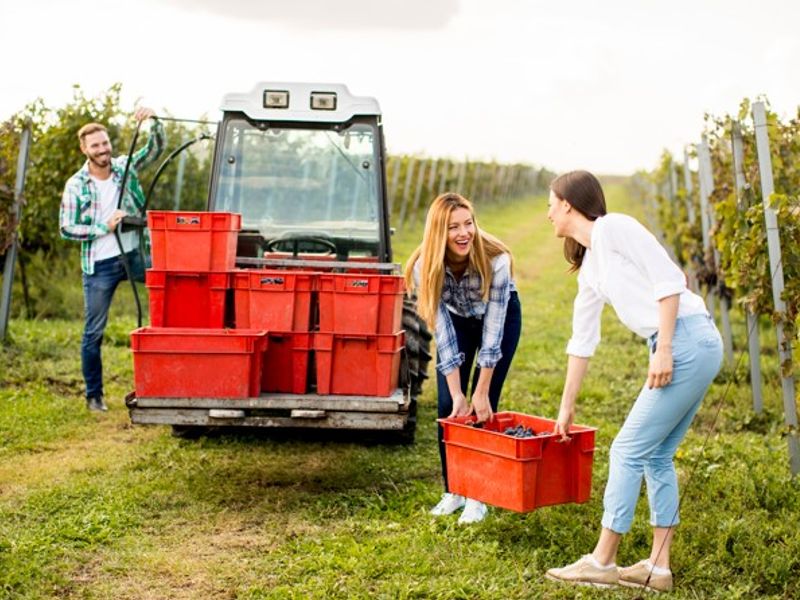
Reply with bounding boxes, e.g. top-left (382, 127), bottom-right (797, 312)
top-left (1, 184), bottom-right (799, 599)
